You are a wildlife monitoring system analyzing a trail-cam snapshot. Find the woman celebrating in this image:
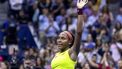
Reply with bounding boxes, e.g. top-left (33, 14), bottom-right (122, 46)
top-left (51, 0), bottom-right (88, 69)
